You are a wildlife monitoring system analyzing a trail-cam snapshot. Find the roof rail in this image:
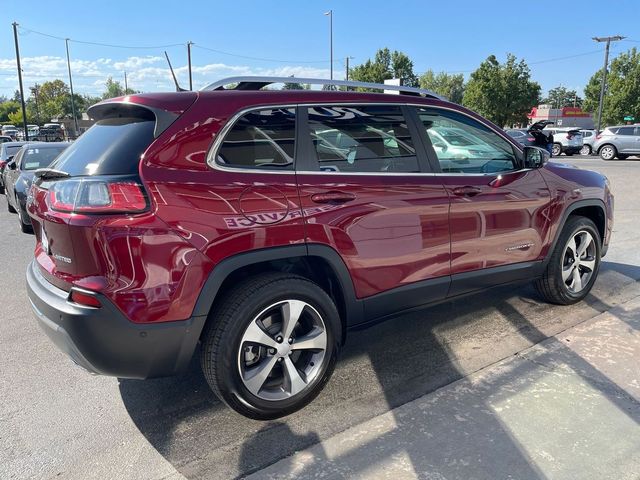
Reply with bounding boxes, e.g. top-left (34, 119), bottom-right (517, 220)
top-left (201, 76), bottom-right (446, 100)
